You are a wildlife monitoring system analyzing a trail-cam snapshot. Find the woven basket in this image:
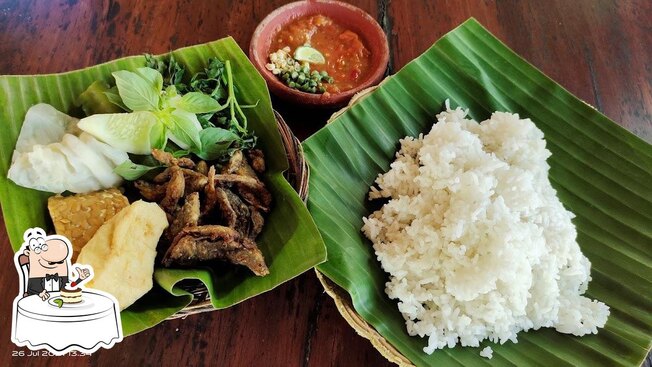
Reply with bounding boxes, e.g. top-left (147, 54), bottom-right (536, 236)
top-left (167, 110), bottom-right (309, 319)
top-left (316, 80), bottom-right (415, 366)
